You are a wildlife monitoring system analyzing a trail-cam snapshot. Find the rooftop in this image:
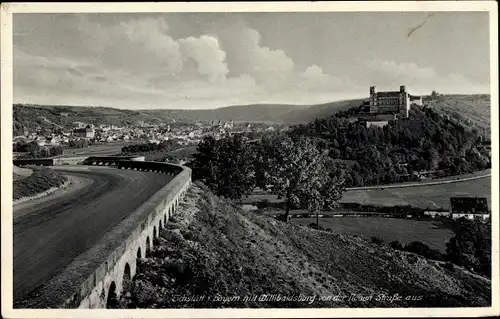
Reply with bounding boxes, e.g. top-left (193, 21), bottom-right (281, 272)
top-left (374, 91), bottom-right (401, 97)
